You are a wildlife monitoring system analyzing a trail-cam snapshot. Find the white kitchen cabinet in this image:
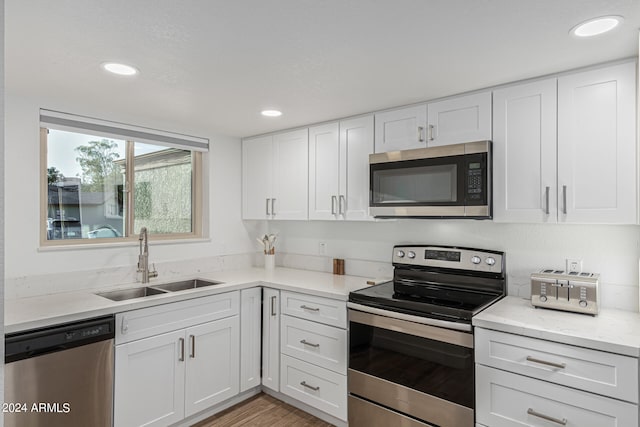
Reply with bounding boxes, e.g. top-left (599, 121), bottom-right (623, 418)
top-left (115, 330), bottom-right (186, 427)
top-left (242, 128), bottom-right (309, 220)
top-left (262, 288), bottom-right (280, 391)
top-left (477, 365), bottom-right (638, 427)
top-left (557, 62), bottom-right (636, 224)
top-left (114, 292), bottom-right (241, 427)
top-left (279, 292), bottom-right (348, 422)
top-left (184, 317), bottom-right (240, 416)
top-left (374, 105), bottom-right (427, 152)
top-left (426, 91), bottom-right (492, 147)
top-left (493, 78), bottom-right (558, 223)
top-left (240, 288), bottom-right (262, 393)
top-left (309, 115), bottom-right (373, 220)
